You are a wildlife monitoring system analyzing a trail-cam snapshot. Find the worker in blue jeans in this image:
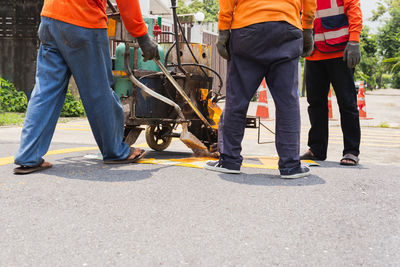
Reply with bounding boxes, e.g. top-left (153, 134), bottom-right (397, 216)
top-left (13, 0), bottom-right (159, 174)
